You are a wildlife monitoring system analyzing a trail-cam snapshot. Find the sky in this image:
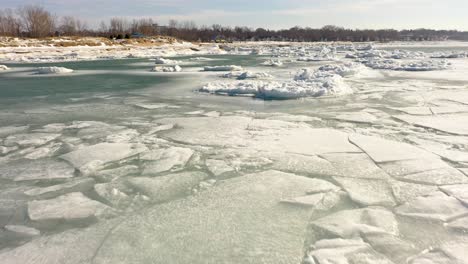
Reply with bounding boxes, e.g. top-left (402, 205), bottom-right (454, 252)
top-left (2, 0), bottom-right (468, 31)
